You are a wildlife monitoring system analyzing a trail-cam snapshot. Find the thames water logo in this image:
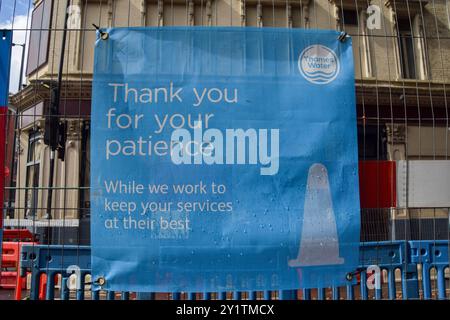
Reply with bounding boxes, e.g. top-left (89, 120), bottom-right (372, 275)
top-left (298, 45), bottom-right (340, 85)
